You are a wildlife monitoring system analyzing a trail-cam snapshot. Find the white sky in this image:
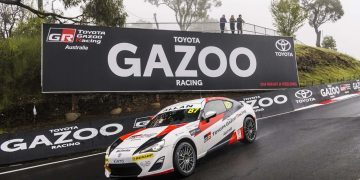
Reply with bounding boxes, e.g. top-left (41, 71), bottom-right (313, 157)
top-left (122, 0), bottom-right (360, 60)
